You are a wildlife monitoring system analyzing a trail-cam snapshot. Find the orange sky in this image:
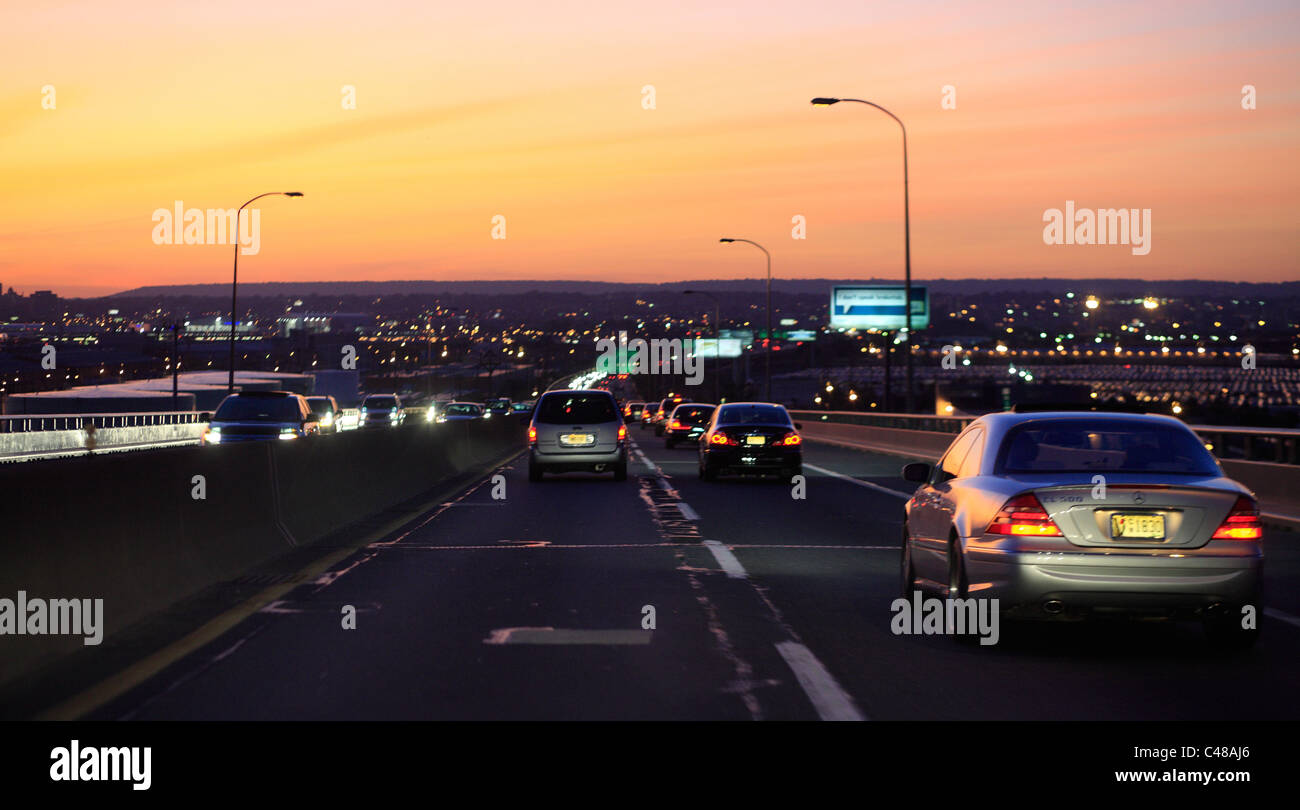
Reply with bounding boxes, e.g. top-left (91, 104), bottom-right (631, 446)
top-left (2, 0), bottom-right (1298, 296)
